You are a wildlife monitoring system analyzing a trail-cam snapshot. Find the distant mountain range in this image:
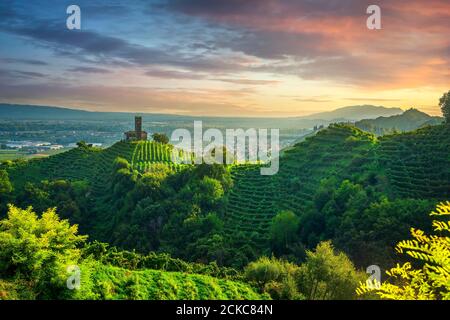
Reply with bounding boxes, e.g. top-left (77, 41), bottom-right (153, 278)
top-left (0, 103), bottom-right (186, 122)
top-left (0, 103), bottom-right (405, 126)
top-left (301, 105), bottom-right (403, 121)
top-left (355, 108), bottom-right (443, 135)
